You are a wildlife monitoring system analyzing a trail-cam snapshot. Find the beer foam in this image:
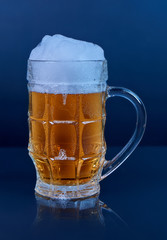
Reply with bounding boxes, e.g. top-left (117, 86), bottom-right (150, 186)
top-left (27, 34), bottom-right (108, 94)
top-left (29, 34), bottom-right (105, 61)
